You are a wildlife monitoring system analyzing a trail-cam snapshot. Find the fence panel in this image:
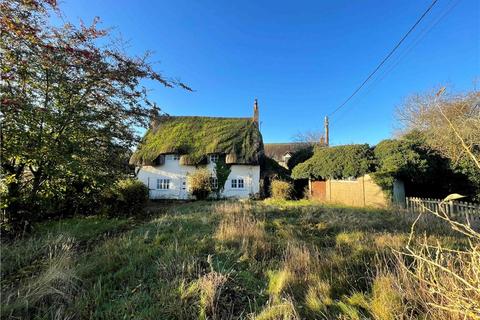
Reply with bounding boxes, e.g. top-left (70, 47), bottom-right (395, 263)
top-left (406, 197), bottom-right (480, 225)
